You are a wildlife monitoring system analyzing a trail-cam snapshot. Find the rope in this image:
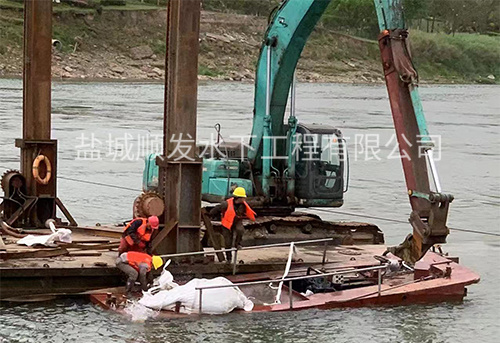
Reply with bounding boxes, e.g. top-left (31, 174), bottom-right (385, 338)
top-left (310, 207), bottom-right (500, 237)
top-left (58, 176), bottom-right (141, 193)
top-left (2, 165), bottom-right (498, 237)
top-left (0, 165), bottom-right (141, 193)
